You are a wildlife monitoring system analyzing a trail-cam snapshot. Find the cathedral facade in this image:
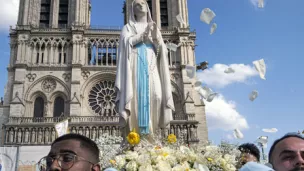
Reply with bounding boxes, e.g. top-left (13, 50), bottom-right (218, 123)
top-left (0, 0), bottom-right (208, 146)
